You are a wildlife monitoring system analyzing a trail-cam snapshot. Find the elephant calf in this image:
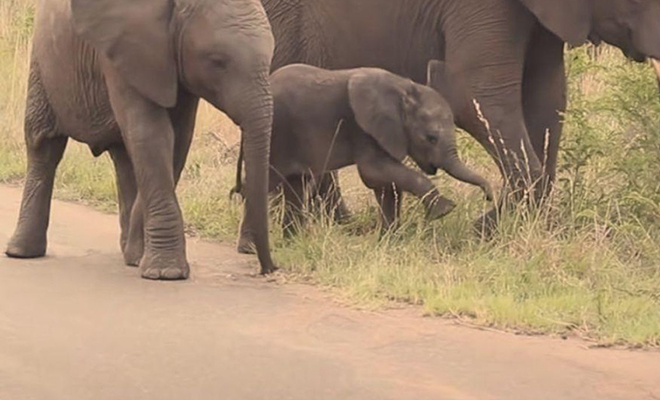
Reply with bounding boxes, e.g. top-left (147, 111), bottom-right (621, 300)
top-left (238, 61), bottom-right (493, 251)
